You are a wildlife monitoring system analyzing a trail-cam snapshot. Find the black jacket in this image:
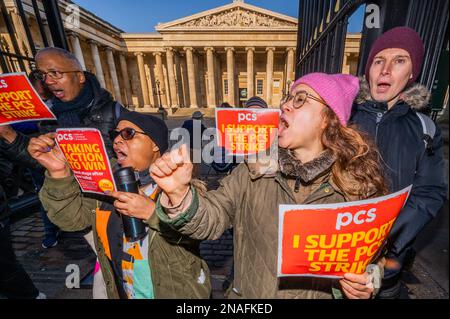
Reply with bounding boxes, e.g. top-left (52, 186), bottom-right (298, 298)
top-left (350, 79), bottom-right (448, 259)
